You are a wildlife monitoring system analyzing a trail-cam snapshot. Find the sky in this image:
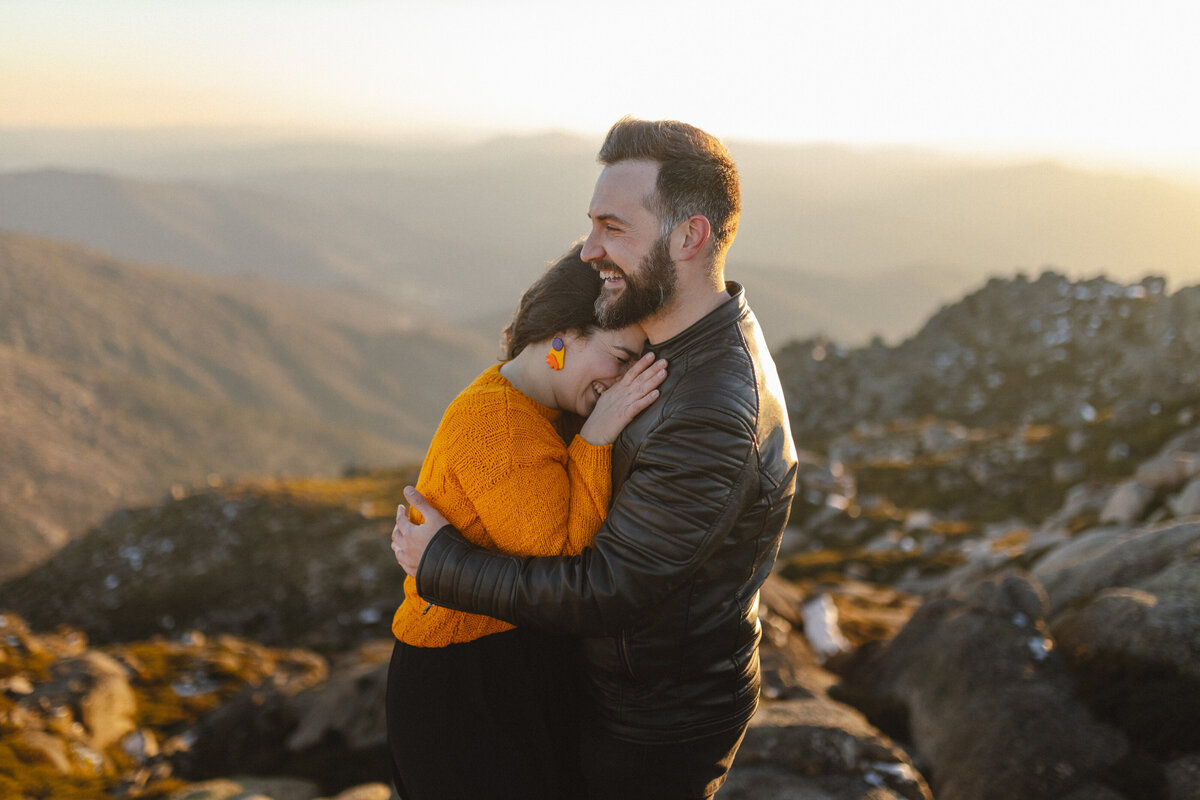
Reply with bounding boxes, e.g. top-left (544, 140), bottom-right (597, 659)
top-left (3, 0), bottom-right (1200, 179)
